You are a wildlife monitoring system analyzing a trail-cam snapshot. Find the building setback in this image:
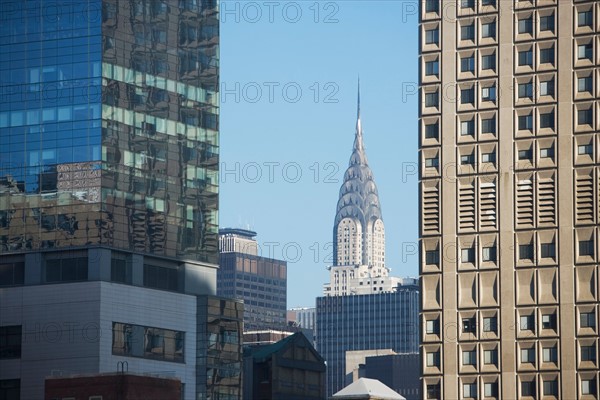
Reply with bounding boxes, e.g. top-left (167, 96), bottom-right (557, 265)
top-left (420, 1), bottom-right (600, 399)
top-left (0, 1), bottom-right (241, 399)
top-left (218, 229), bottom-right (287, 331)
